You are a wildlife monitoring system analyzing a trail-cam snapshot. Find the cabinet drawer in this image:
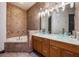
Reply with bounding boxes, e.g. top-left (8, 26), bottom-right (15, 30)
top-left (50, 45), bottom-right (61, 57)
top-left (50, 40), bottom-right (73, 51)
top-left (61, 49), bottom-right (79, 57)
